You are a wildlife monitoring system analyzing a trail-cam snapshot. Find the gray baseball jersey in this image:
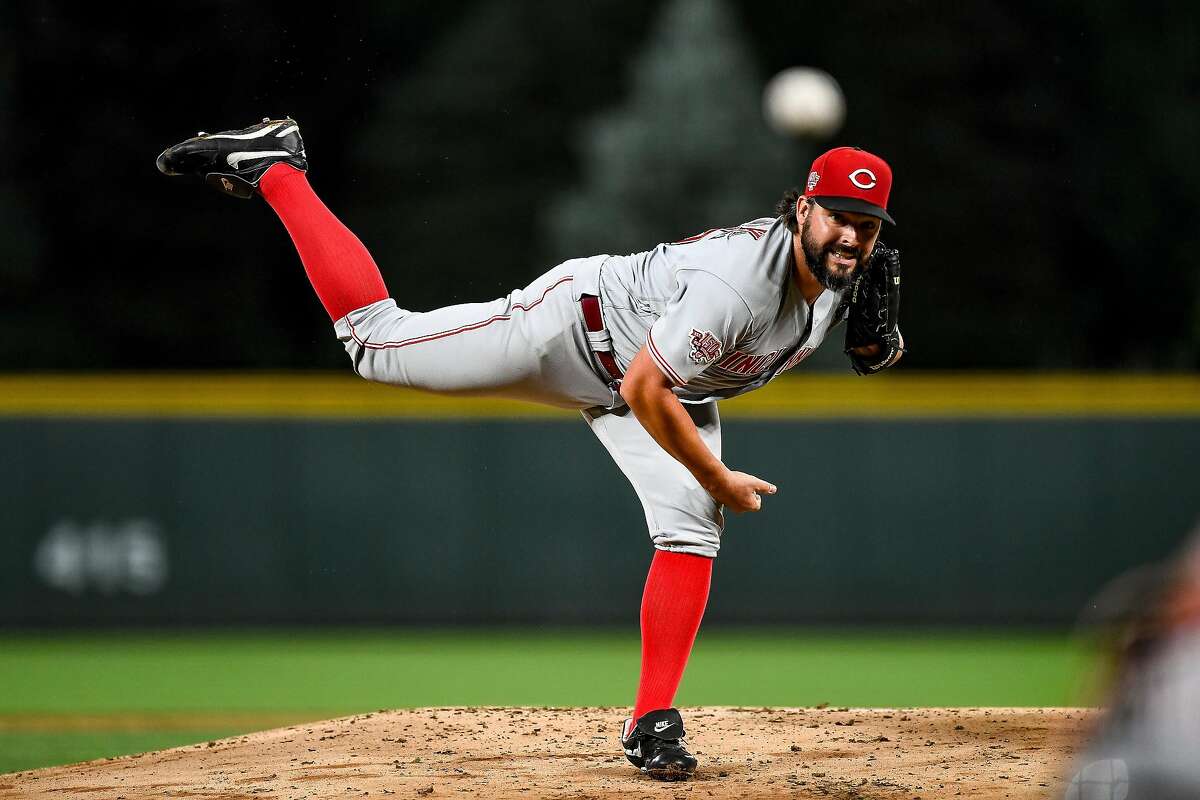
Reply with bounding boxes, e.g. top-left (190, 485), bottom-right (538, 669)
top-left (584, 215), bottom-right (845, 402)
top-left (335, 215), bottom-right (844, 558)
